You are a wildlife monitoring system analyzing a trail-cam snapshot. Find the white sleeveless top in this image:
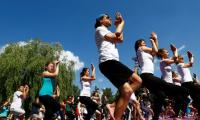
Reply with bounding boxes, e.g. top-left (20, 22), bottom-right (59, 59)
top-left (177, 63), bottom-right (193, 83)
top-left (80, 80), bottom-right (91, 97)
top-left (137, 47), bottom-right (154, 74)
top-left (160, 60), bottom-right (173, 83)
